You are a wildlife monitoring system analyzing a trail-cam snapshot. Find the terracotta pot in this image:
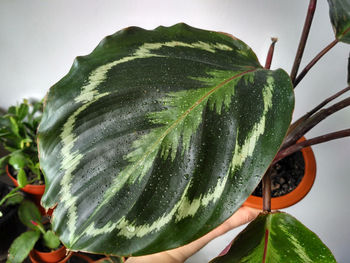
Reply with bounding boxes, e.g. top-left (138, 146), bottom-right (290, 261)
top-left (6, 165), bottom-right (45, 196)
top-left (6, 165), bottom-right (53, 216)
top-left (243, 137), bottom-right (316, 209)
top-left (29, 245), bottom-right (72, 263)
